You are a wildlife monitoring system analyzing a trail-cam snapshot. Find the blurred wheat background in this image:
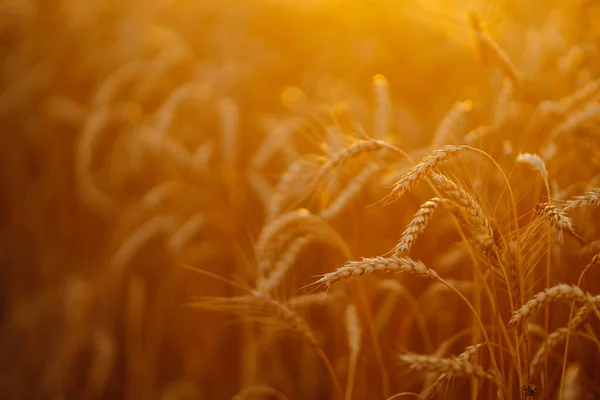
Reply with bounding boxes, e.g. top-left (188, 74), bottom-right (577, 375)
top-left (2, 0), bottom-right (600, 399)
